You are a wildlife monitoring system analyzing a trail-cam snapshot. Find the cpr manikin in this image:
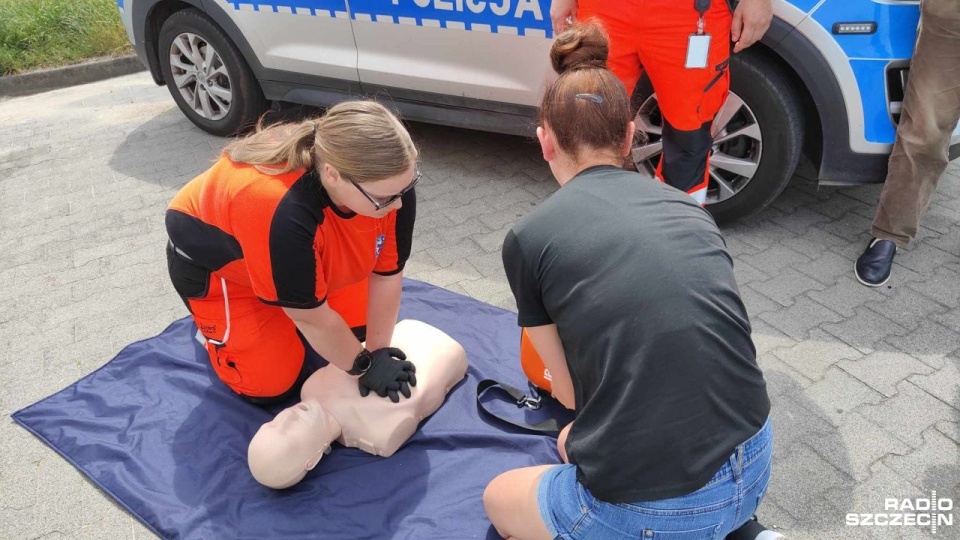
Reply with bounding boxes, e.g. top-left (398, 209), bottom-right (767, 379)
top-left (247, 320), bottom-right (468, 489)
